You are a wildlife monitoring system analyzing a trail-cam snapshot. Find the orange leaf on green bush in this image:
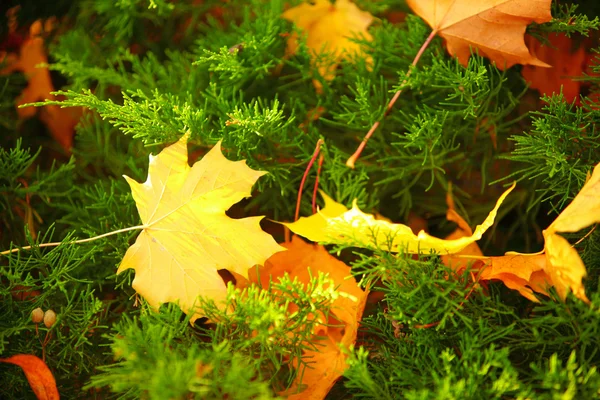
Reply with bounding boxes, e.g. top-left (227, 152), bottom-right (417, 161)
top-left (249, 236), bottom-right (368, 400)
top-left (282, 0), bottom-right (373, 91)
top-left (440, 185), bottom-right (548, 301)
top-left (522, 33), bottom-right (587, 103)
top-left (443, 165), bottom-right (600, 303)
top-left (406, 0), bottom-right (552, 69)
top-left (0, 354), bottom-right (60, 400)
top-left (441, 186), bottom-right (553, 302)
top-left (117, 133), bottom-right (284, 322)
